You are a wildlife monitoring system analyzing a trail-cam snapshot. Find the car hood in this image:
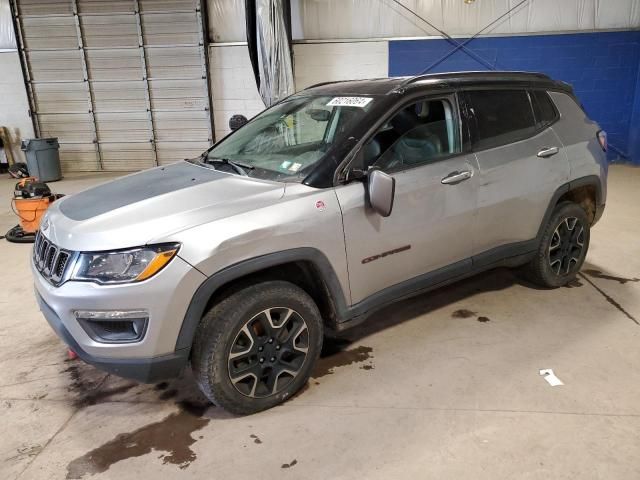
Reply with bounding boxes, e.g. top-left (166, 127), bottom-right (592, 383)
top-left (44, 161), bottom-right (286, 251)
